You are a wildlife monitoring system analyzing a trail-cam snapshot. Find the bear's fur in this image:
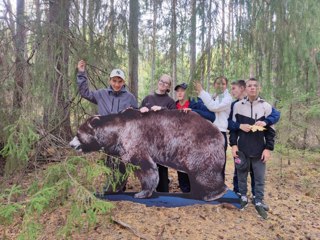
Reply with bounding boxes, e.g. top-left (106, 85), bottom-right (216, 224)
top-left (70, 109), bottom-right (228, 200)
